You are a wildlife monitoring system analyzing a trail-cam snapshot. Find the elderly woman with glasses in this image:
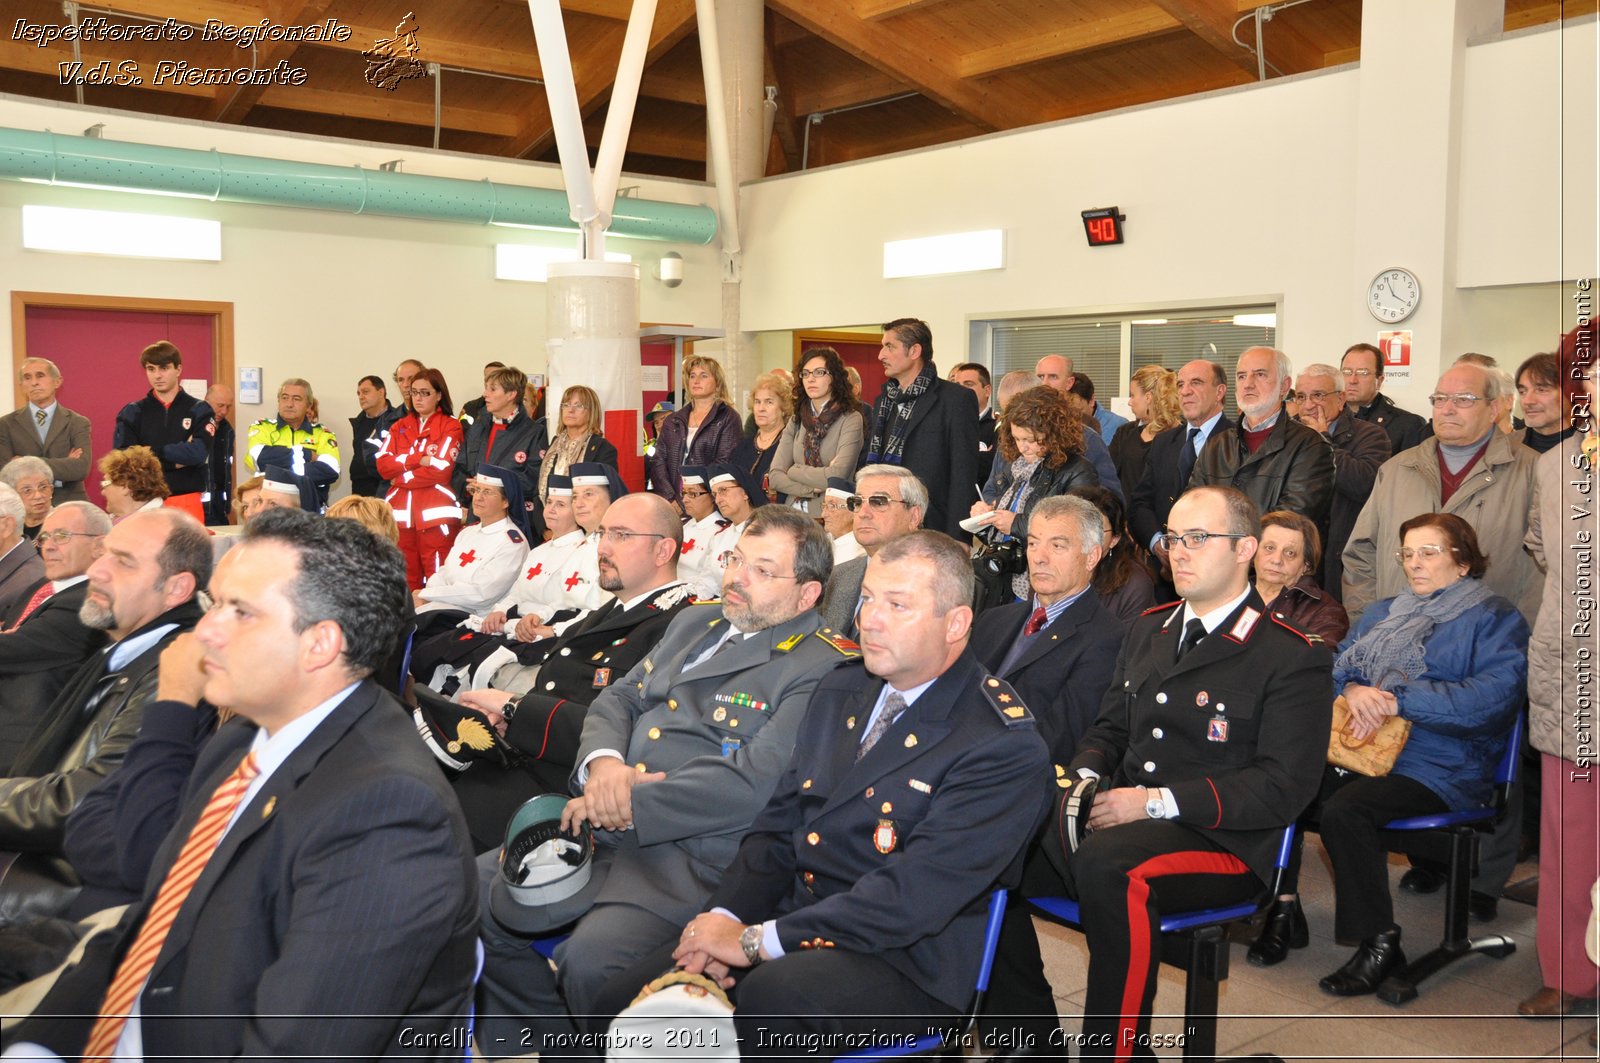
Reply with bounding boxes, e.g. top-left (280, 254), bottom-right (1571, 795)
top-left (1243, 513), bottom-right (1528, 993)
top-left (96, 448), bottom-right (169, 521)
top-left (376, 367), bottom-right (465, 589)
top-left (1, 456), bottom-right (56, 543)
top-left (769, 348), bottom-right (865, 517)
